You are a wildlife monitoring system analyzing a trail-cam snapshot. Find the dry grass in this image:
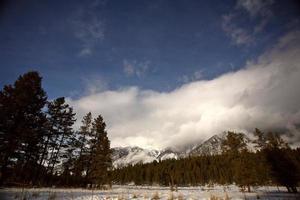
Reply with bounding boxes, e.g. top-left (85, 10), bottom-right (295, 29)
top-left (143, 193), bottom-right (149, 199)
top-left (210, 194), bottom-right (221, 200)
top-left (14, 193), bottom-right (20, 199)
top-left (48, 192), bottom-right (57, 200)
top-left (209, 193), bottom-right (231, 200)
top-left (31, 191), bottom-right (40, 198)
top-left (151, 191), bottom-right (160, 200)
top-left (132, 192), bottom-right (138, 198)
top-left (117, 194), bottom-right (125, 200)
top-left (177, 193), bottom-right (184, 200)
top-left (224, 192), bottom-right (230, 200)
top-left (14, 189), bottom-right (30, 200)
top-left (167, 192), bottom-right (174, 200)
